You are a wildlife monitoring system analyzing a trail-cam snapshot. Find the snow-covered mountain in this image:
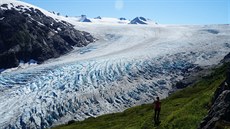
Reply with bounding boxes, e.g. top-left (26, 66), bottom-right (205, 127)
top-left (0, 0), bottom-right (95, 69)
top-left (79, 15), bottom-right (91, 22)
top-left (0, 0), bottom-right (230, 129)
top-left (71, 16), bottom-right (130, 24)
top-left (68, 15), bottom-right (155, 25)
top-left (130, 17), bottom-right (156, 25)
